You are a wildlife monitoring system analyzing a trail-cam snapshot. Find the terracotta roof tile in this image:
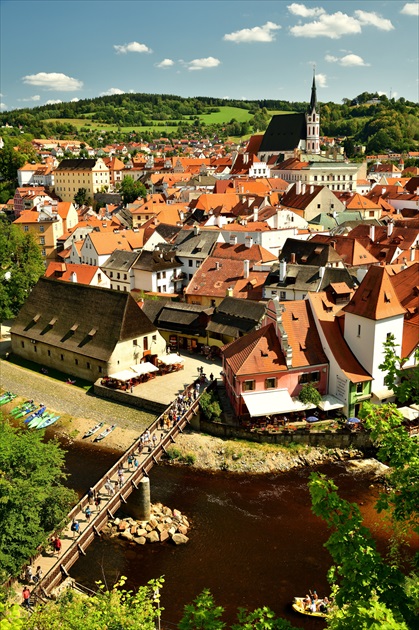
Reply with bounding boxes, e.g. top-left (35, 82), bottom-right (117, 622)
top-left (343, 266), bottom-right (406, 320)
